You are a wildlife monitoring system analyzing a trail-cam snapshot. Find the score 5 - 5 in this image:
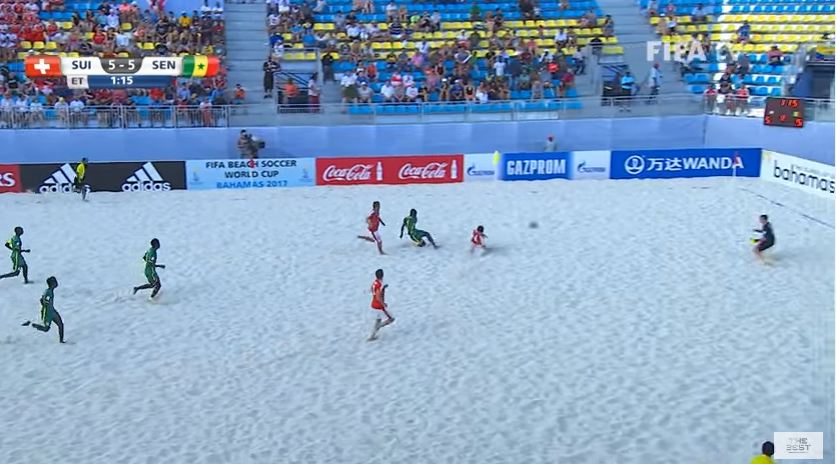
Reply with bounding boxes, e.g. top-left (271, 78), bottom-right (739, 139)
top-left (103, 58), bottom-right (142, 74)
